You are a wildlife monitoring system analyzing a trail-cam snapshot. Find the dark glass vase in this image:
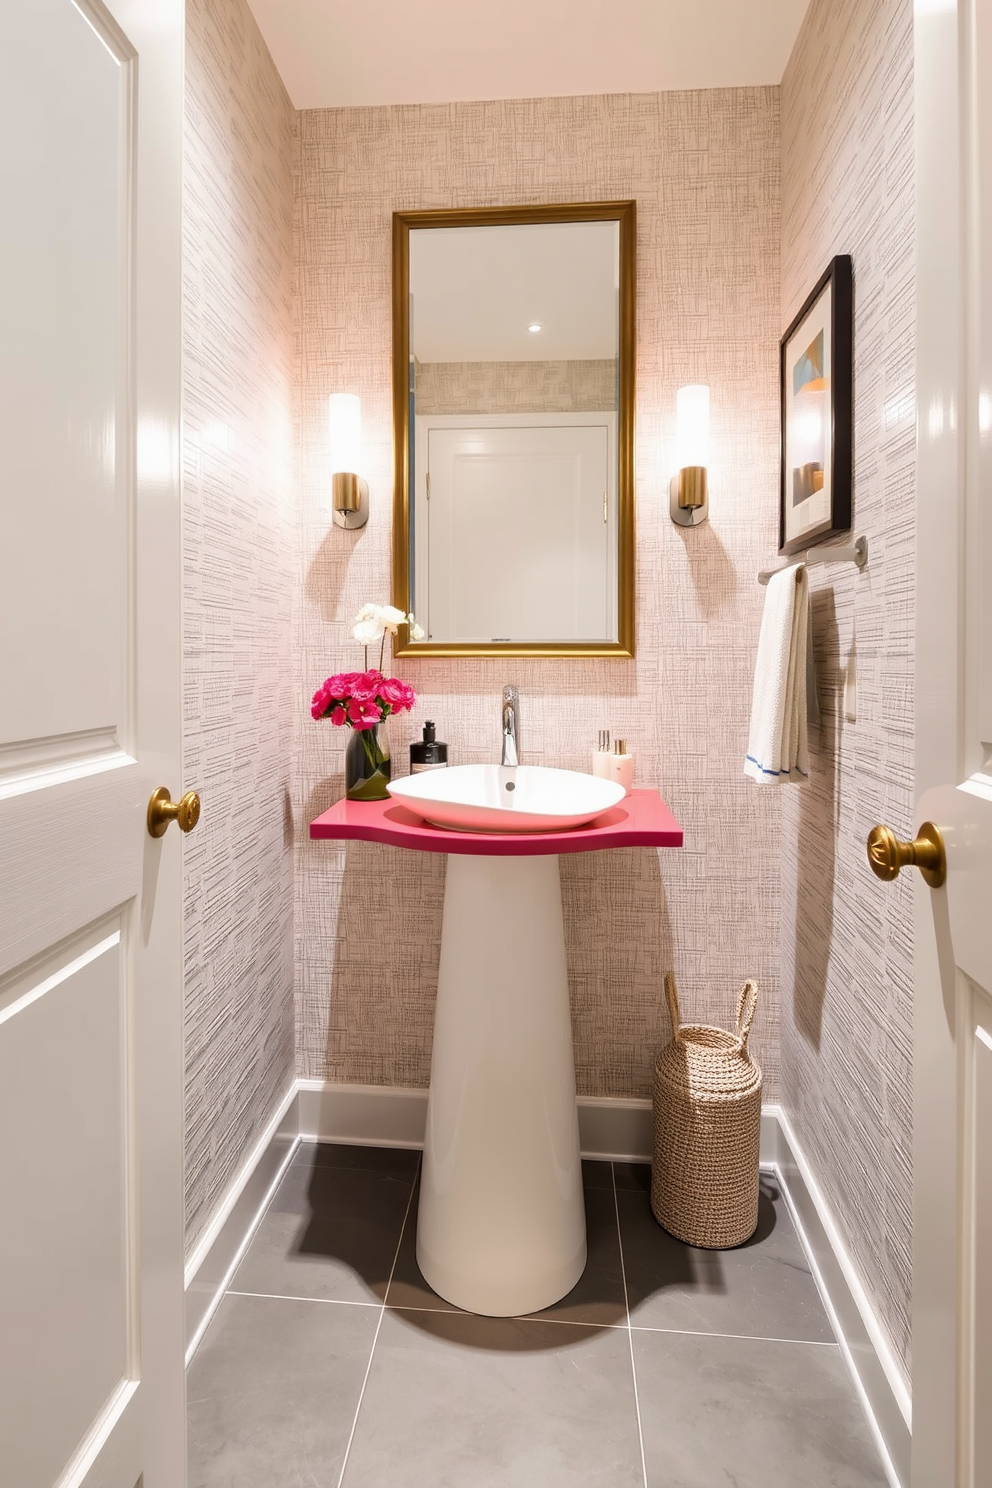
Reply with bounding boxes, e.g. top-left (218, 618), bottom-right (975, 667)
top-left (345, 721), bottom-right (391, 801)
